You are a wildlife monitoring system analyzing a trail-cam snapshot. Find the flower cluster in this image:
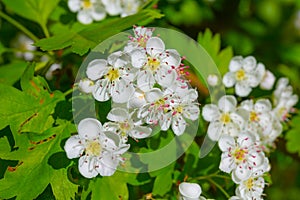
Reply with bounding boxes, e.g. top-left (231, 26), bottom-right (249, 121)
top-left (202, 56), bottom-right (298, 199)
top-left (68, 0), bottom-right (144, 24)
top-left (179, 182), bottom-right (206, 200)
top-left (68, 26), bottom-right (200, 178)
